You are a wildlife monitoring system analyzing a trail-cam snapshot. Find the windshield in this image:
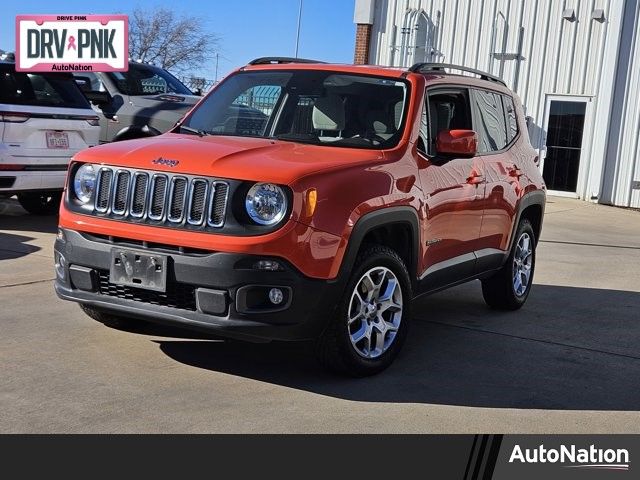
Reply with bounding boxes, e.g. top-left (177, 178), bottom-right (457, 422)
top-left (182, 70), bottom-right (409, 149)
top-left (0, 66), bottom-right (91, 108)
top-left (108, 63), bottom-right (193, 96)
